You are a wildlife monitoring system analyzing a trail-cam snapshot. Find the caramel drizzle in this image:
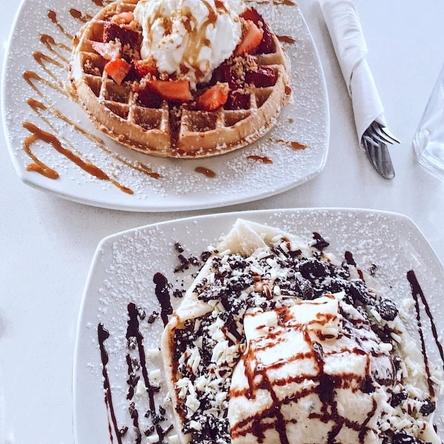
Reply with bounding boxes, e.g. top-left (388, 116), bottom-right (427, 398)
top-left (91, 0), bottom-right (113, 6)
top-left (21, 7), bottom-right (163, 196)
top-left (26, 98), bottom-right (162, 181)
top-left (276, 35), bottom-right (296, 44)
top-left (247, 155), bottom-right (273, 164)
top-left (69, 8), bottom-right (93, 23)
top-left (23, 70), bottom-right (67, 97)
top-left (195, 166), bottom-right (217, 178)
top-left (22, 121), bottom-right (133, 194)
top-left (273, 138), bottom-right (307, 151)
top-left (230, 306), bottom-right (384, 442)
top-left (40, 34), bottom-right (70, 64)
top-left (181, 0), bottom-right (218, 81)
top-left (137, 163), bottom-right (162, 180)
top-left (47, 10), bottom-right (74, 40)
top-left (32, 51), bottom-right (66, 82)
